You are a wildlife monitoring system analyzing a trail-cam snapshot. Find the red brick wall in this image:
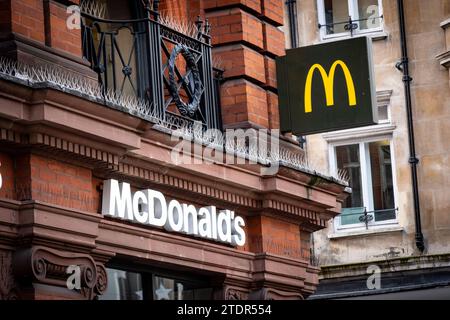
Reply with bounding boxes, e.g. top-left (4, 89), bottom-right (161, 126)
top-left (261, 0), bottom-right (284, 26)
top-left (0, 153), bottom-right (16, 200)
top-left (187, 0), bottom-right (205, 20)
top-left (15, 154), bottom-right (32, 201)
top-left (246, 215), bottom-right (303, 260)
top-left (11, 0), bottom-right (45, 43)
top-left (160, 0), bottom-right (188, 19)
top-left (267, 90), bottom-right (280, 129)
top-left (221, 79), bottom-right (269, 127)
top-left (3, 0), bottom-right (81, 56)
top-left (263, 22), bottom-right (285, 57)
top-left (206, 0), bottom-right (284, 129)
top-left (29, 154), bottom-right (97, 212)
top-left (0, 152), bottom-right (101, 212)
top-left (47, 1), bottom-right (82, 56)
top-left (204, 0), bottom-right (262, 14)
top-left (300, 230), bottom-right (311, 261)
top-left (208, 8), bottom-right (264, 48)
top-left (214, 45), bottom-right (266, 83)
